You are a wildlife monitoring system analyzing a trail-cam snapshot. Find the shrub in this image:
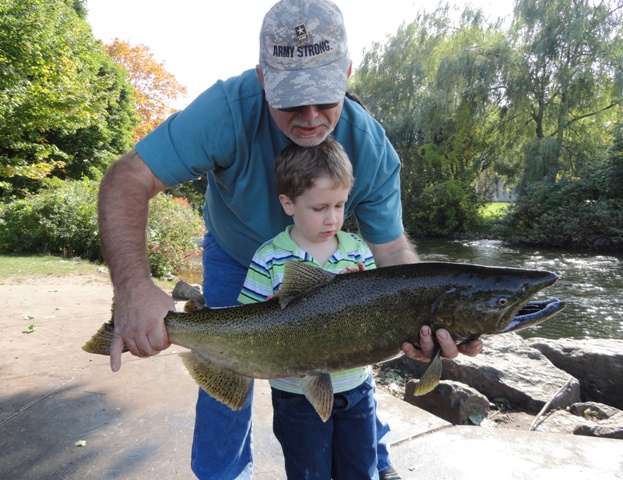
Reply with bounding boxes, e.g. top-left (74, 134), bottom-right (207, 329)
top-left (0, 179), bottom-right (204, 277)
top-left (498, 180), bottom-right (623, 250)
top-left (0, 177), bottom-right (100, 259)
top-left (404, 179), bottom-right (483, 236)
top-left (146, 194), bottom-right (204, 278)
